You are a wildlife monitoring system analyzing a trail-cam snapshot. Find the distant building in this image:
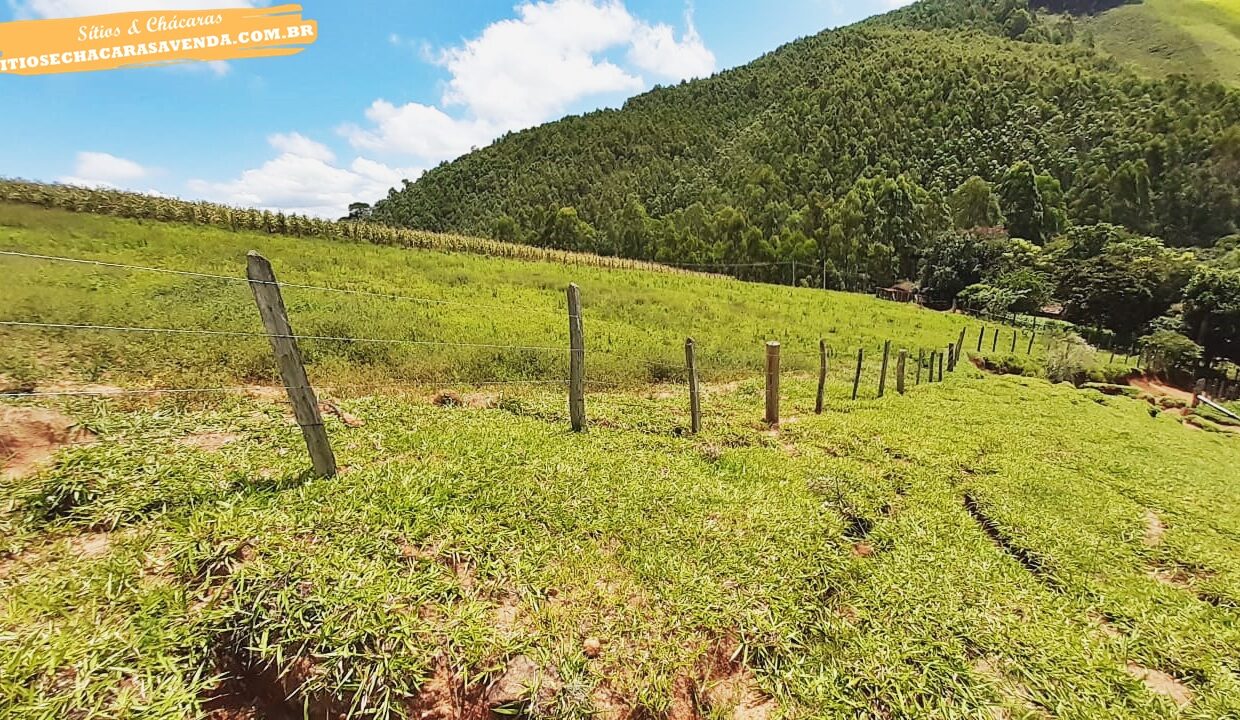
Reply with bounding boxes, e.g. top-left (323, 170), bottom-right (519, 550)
top-left (1036, 302), bottom-right (1066, 319)
top-left (876, 280), bottom-right (920, 303)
